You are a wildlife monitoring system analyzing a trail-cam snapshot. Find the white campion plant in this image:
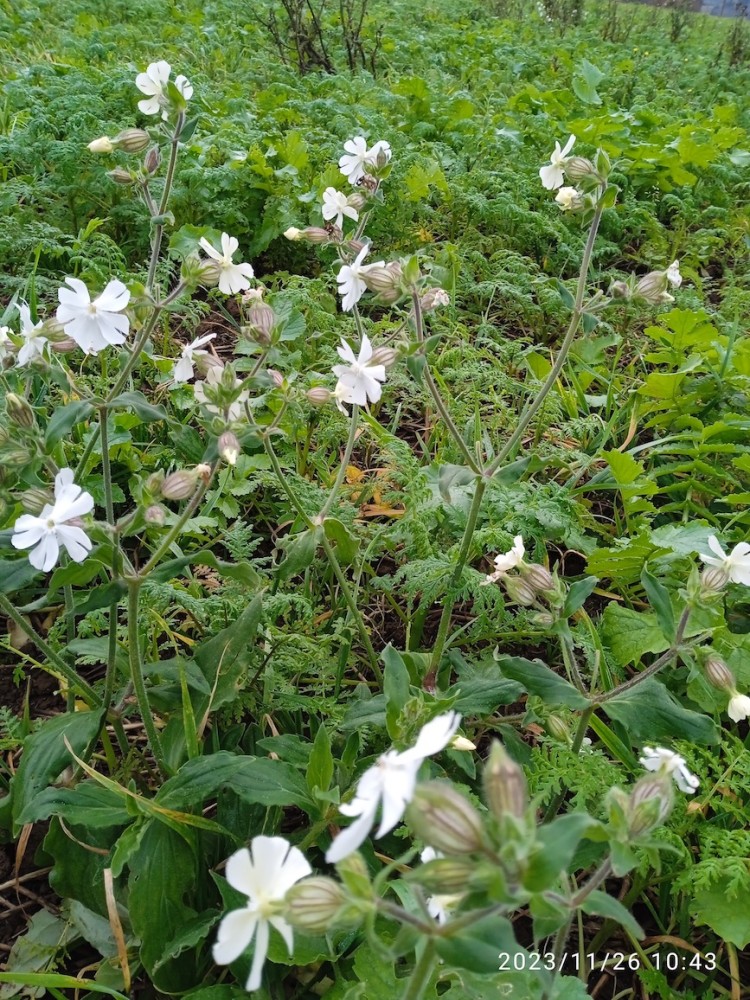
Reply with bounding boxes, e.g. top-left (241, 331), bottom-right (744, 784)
top-left (539, 134), bottom-right (576, 190)
top-left (338, 136), bottom-right (391, 184)
top-left (331, 333), bottom-right (387, 412)
top-left (325, 711), bottom-right (461, 863)
top-left (199, 233), bottom-right (255, 295)
top-left (12, 469), bottom-right (94, 572)
top-left (56, 277), bottom-right (131, 355)
top-left (322, 187), bottom-right (359, 230)
top-left (336, 244), bottom-right (383, 312)
top-left (172, 332), bottom-right (216, 384)
top-left (136, 60), bottom-right (193, 119)
top-left (639, 746), bottom-right (699, 794)
top-left (16, 303), bottom-right (48, 367)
